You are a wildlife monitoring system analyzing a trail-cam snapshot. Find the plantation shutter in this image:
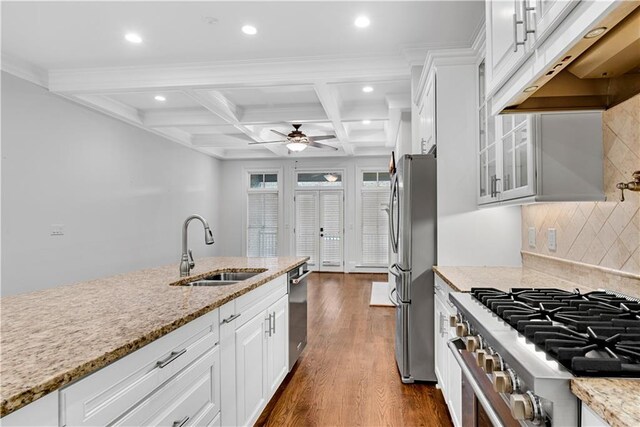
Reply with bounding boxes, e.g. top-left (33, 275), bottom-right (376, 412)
top-left (247, 192), bottom-right (278, 257)
top-left (295, 192), bottom-right (319, 266)
top-left (319, 191), bottom-right (343, 267)
top-left (361, 190), bottom-right (389, 265)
